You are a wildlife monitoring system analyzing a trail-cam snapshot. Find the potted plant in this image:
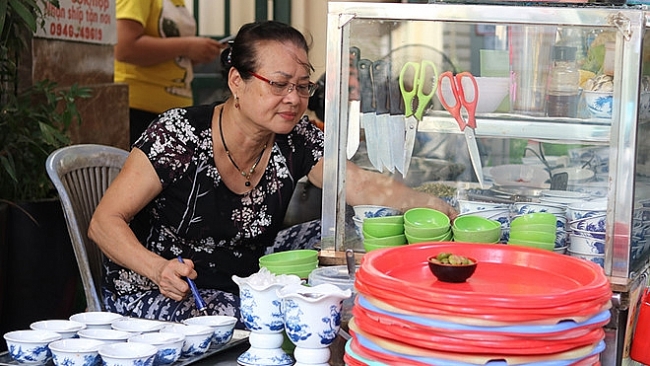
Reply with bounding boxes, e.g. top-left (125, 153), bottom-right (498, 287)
top-left (0, 0), bottom-right (90, 341)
